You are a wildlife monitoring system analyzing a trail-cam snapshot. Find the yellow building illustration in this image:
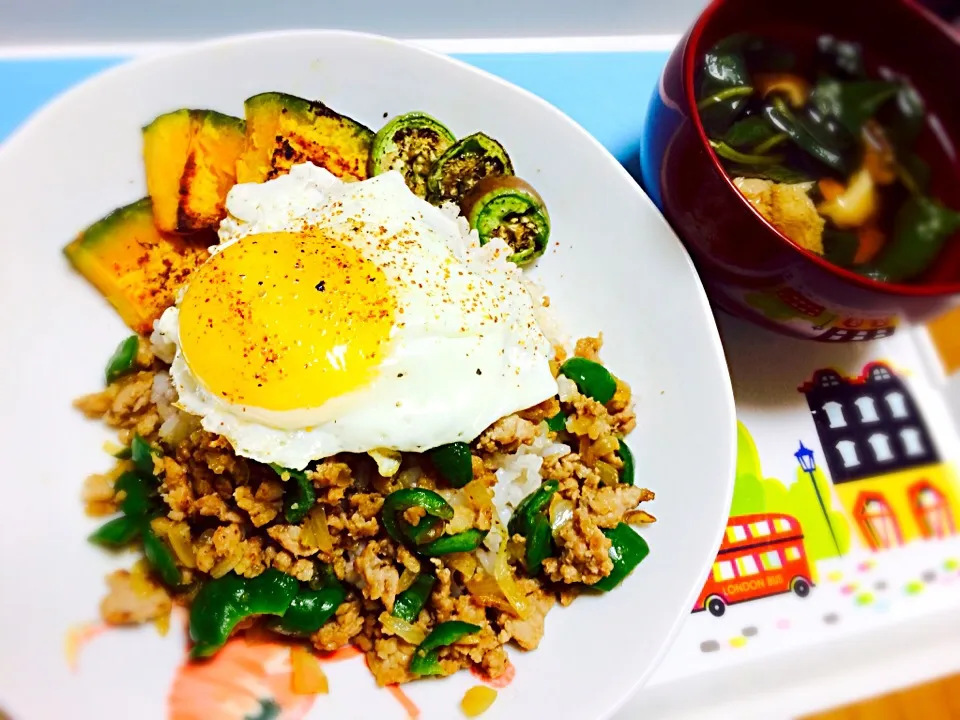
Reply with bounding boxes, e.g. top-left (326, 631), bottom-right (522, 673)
top-left (832, 464), bottom-right (960, 549)
top-left (800, 363), bottom-right (960, 551)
